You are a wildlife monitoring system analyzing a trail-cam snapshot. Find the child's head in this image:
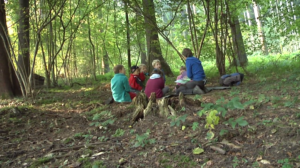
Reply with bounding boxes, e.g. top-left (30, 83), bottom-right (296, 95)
top-left (131, 65), bottom-right (140, 75)
top-left (151, 69), bottom-right (162, 76)
top-left (139, 64), bottom-right (147, 73)
top-left (182, 48), bottom-right (193, 58)
top-left (152, 59), bottom-right (161, 69)
top-left (180, 66), bottom-right (186, 74)
top-left (113, 65), bottom-right (125, 74)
